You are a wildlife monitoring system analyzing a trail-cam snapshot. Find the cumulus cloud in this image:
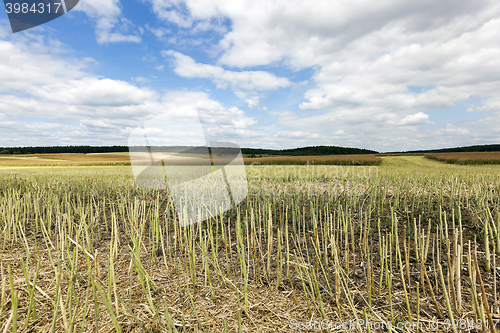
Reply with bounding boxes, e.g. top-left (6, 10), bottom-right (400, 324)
top-left (162, 50), bottom-right (291, 106)
top-left (146, 0), bottom-right (496, 67)
top-left (143, 0), bottom-right (228, 34)
top-left (162, 50), bottom-right (291, 90)
top-left (28, 78), bottom-right (158, 106)
top-left (142, 0), bottom-right (500, 150)
top-left (397, 112), bottom-right (430, 126)
top-left (74, 0), bottom-right (141, 43)
top-left (3, 0), bottom-right (500, 151)
top-left (0, 35), bottom-right (88, 92)
top-left (0, 29), bottom-right (257, 147)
